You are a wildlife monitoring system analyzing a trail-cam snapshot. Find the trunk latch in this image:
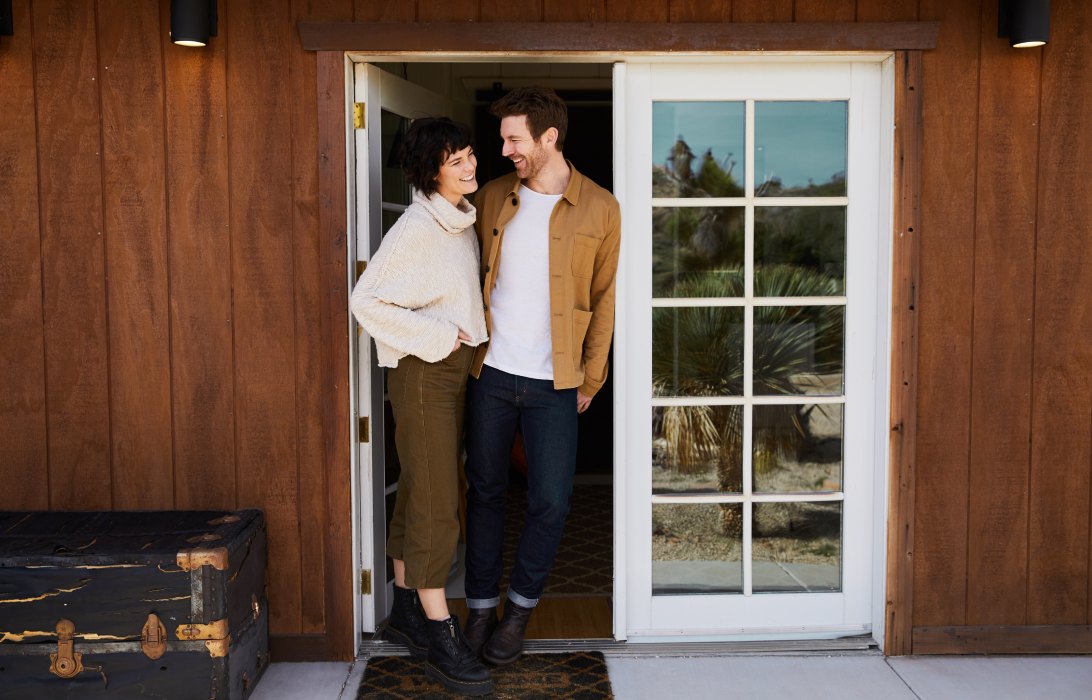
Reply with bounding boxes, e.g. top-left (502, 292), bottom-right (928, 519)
top-left (49, 619), bottom-right (84, 678)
